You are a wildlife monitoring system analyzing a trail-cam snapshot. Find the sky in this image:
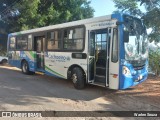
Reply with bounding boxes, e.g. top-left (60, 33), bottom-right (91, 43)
top-left (90, 0), bottom-right (146, 17)
top-left (90, 0), bottom-right (152, 34)
top-left (90, 0), bottom-right (116, 17)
